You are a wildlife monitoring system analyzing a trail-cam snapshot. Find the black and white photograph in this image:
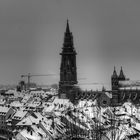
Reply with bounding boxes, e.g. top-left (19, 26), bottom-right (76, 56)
top-left (0, 0), bottom-right (140, 140)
